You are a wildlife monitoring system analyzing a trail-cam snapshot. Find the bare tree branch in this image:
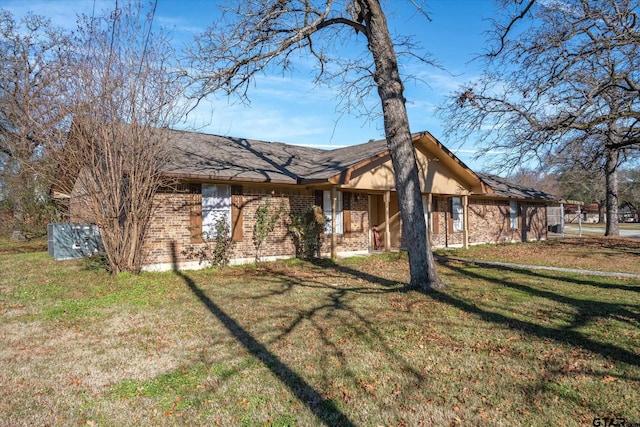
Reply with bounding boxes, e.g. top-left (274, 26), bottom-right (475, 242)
top-left (440, 0), bottom-right (640, 236)
top-left (187, 0), bottom-right (444, 289)
top-left (60, 1), bottom-right (189, 274)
